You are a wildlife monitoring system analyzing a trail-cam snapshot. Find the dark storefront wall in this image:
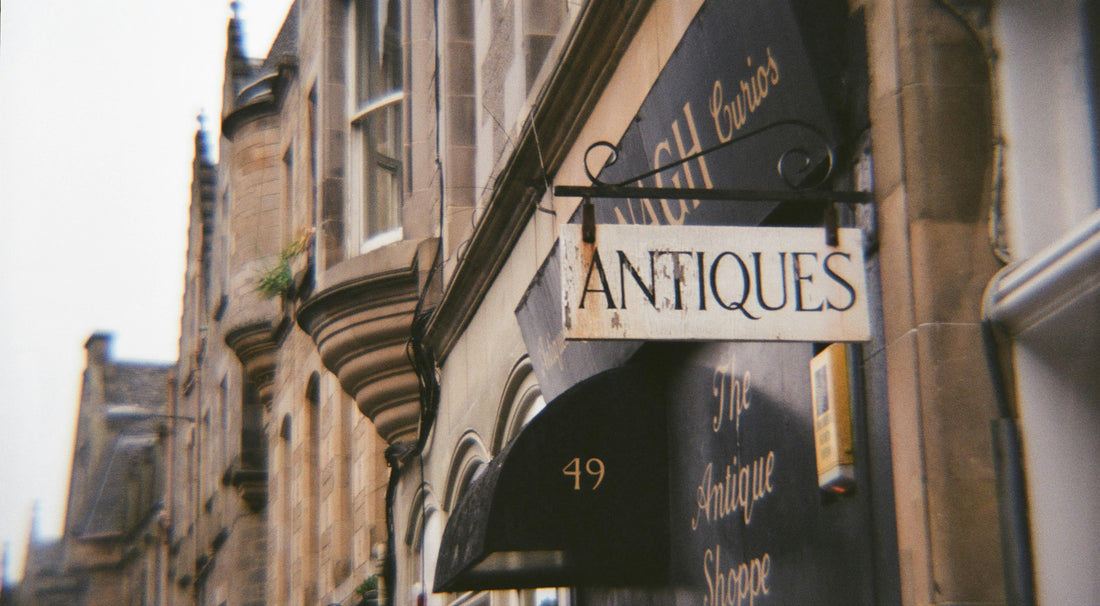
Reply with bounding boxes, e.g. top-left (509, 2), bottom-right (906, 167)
top-left (435, 341), bottom-right (893, 604)
top-left (657, 341), bottom-right (878, 605)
